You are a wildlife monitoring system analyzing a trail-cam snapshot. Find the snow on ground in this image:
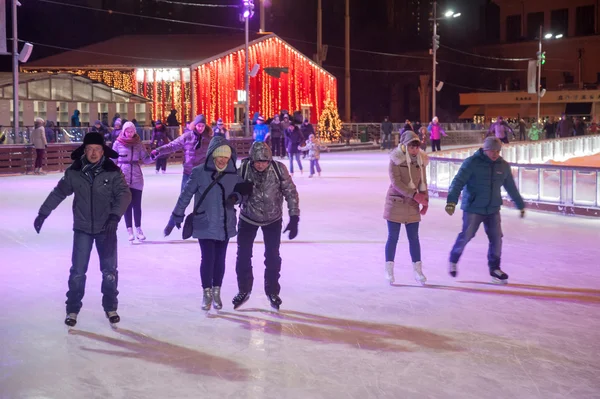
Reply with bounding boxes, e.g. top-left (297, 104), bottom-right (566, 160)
top-left (1, 151), bottom-right (600, 399)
